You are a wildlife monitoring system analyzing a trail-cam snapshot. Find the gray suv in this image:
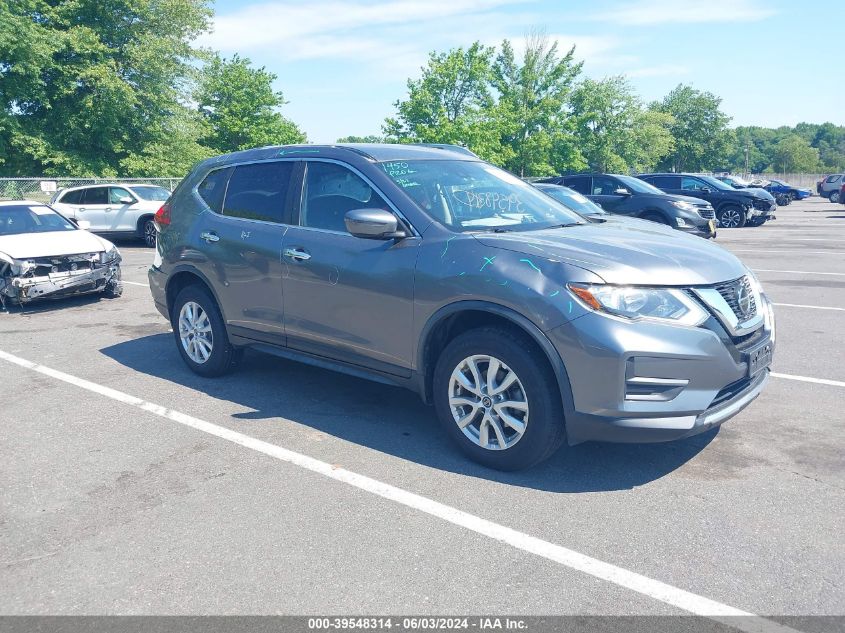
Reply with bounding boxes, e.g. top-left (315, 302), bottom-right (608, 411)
top-left (149, 145), bottom-right (775, 470)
